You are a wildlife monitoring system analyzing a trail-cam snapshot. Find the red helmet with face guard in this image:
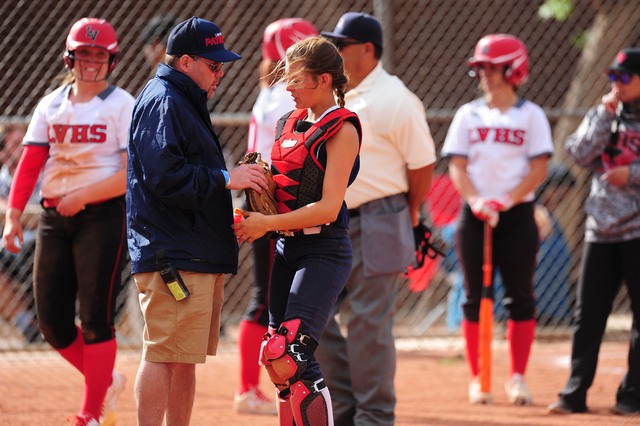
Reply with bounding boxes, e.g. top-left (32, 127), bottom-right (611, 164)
top-left (262, 18), bottom-right (318, 62)
top-left (64, 18), bottom-right (119, 75)
top-left (468, 34), bottom-right (529, 87)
